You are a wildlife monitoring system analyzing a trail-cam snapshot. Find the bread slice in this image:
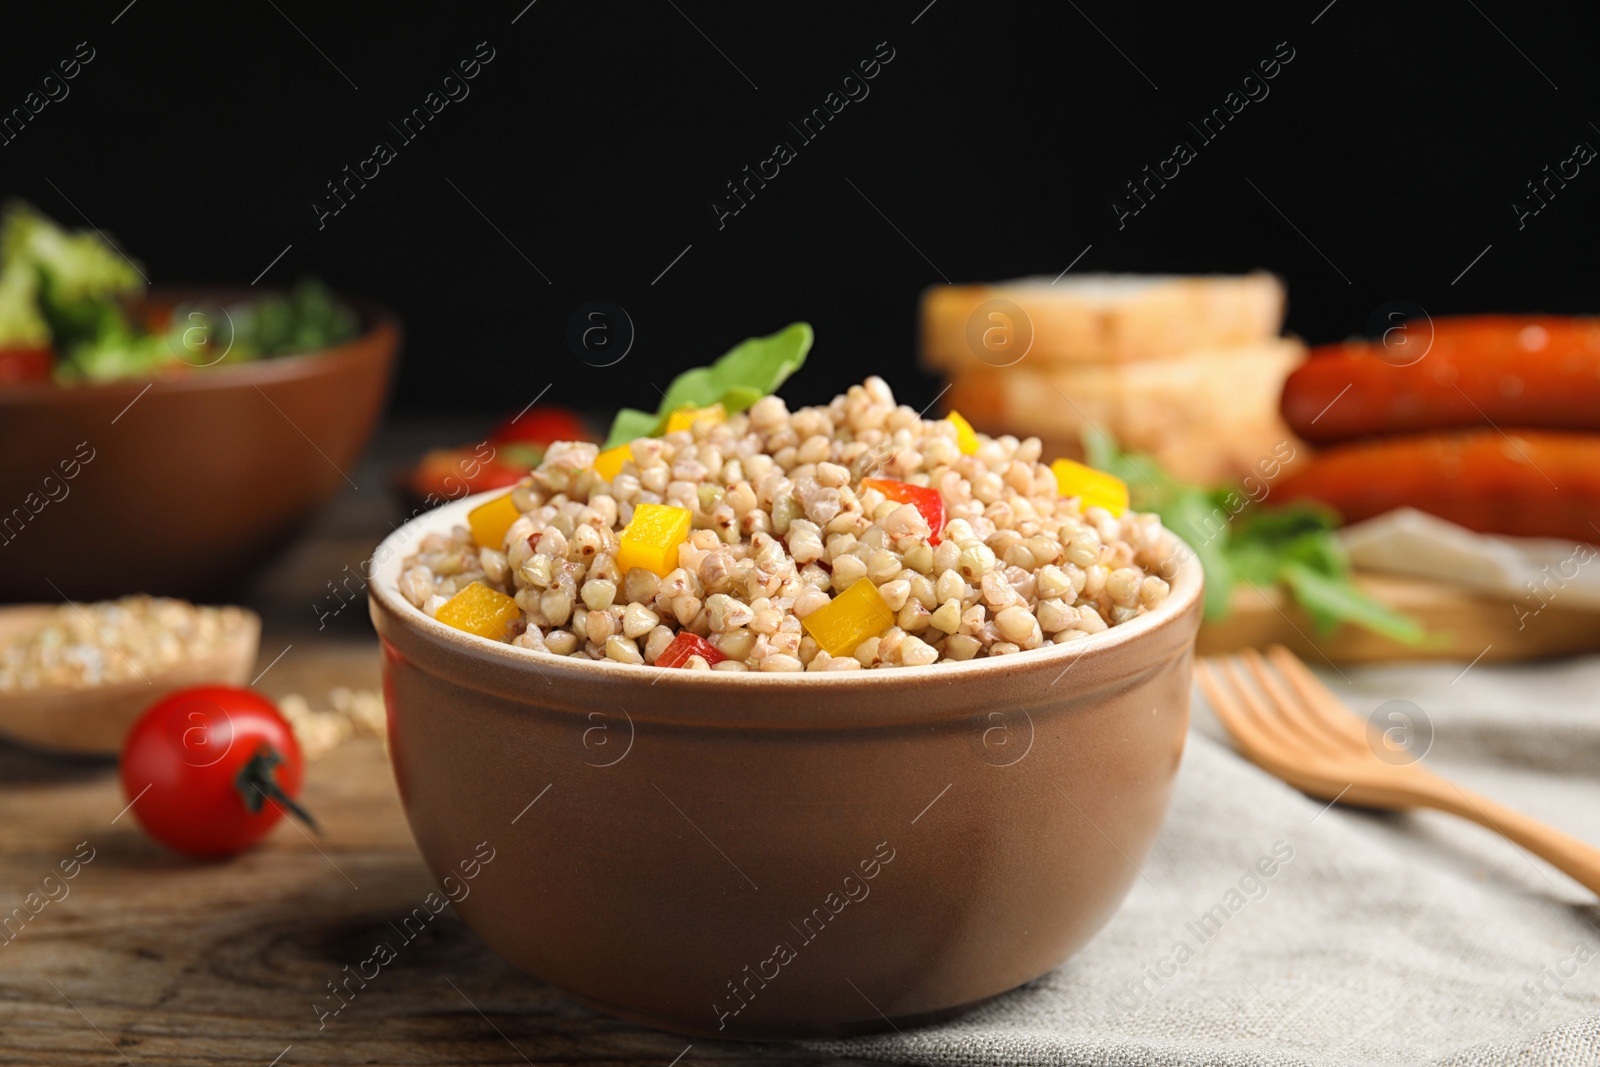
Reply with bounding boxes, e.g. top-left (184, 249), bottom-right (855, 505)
top-left (922, 272), bottom-right (1285, 369)
top-left (945, 338), bottom-right (1306, 484)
